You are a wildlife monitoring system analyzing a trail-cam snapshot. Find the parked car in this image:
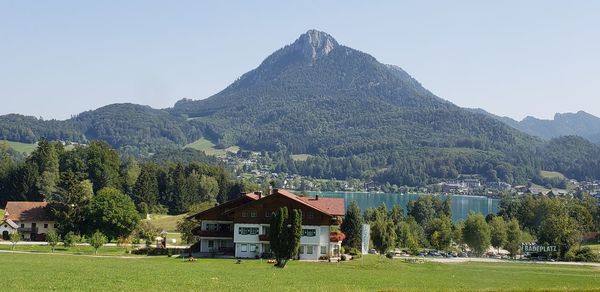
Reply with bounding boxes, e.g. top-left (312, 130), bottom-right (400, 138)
top-left (368, 249), bottom-right (378, 254)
